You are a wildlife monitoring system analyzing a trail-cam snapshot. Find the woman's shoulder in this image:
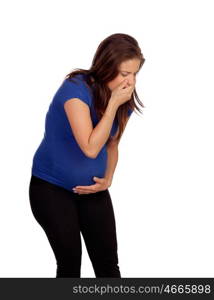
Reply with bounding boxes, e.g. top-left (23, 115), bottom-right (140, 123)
top-left (64, 73), bottom-right (85, 85)
top-left (64, 73), bottom-right (92, 92)
top-left (55, 73), bottom-right (92, 107)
